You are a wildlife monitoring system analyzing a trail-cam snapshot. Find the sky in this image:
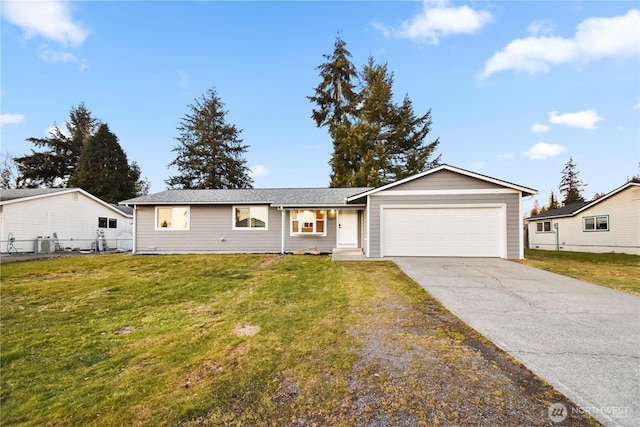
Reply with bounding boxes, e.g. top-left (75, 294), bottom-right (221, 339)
top-left (1, 0), bottom-right (639, 214)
